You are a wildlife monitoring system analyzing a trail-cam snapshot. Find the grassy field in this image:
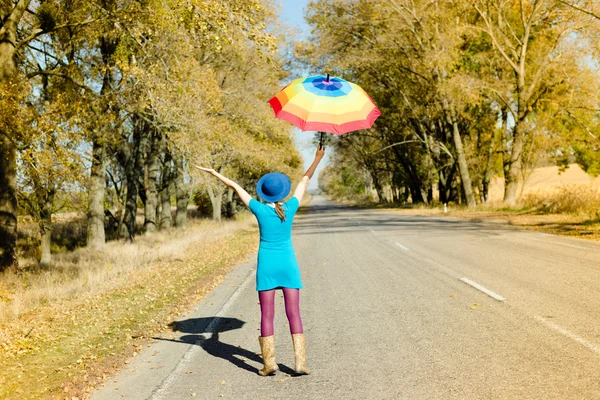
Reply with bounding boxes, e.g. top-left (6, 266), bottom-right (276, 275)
top-left (0, 215), bottom-right (259, 400)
